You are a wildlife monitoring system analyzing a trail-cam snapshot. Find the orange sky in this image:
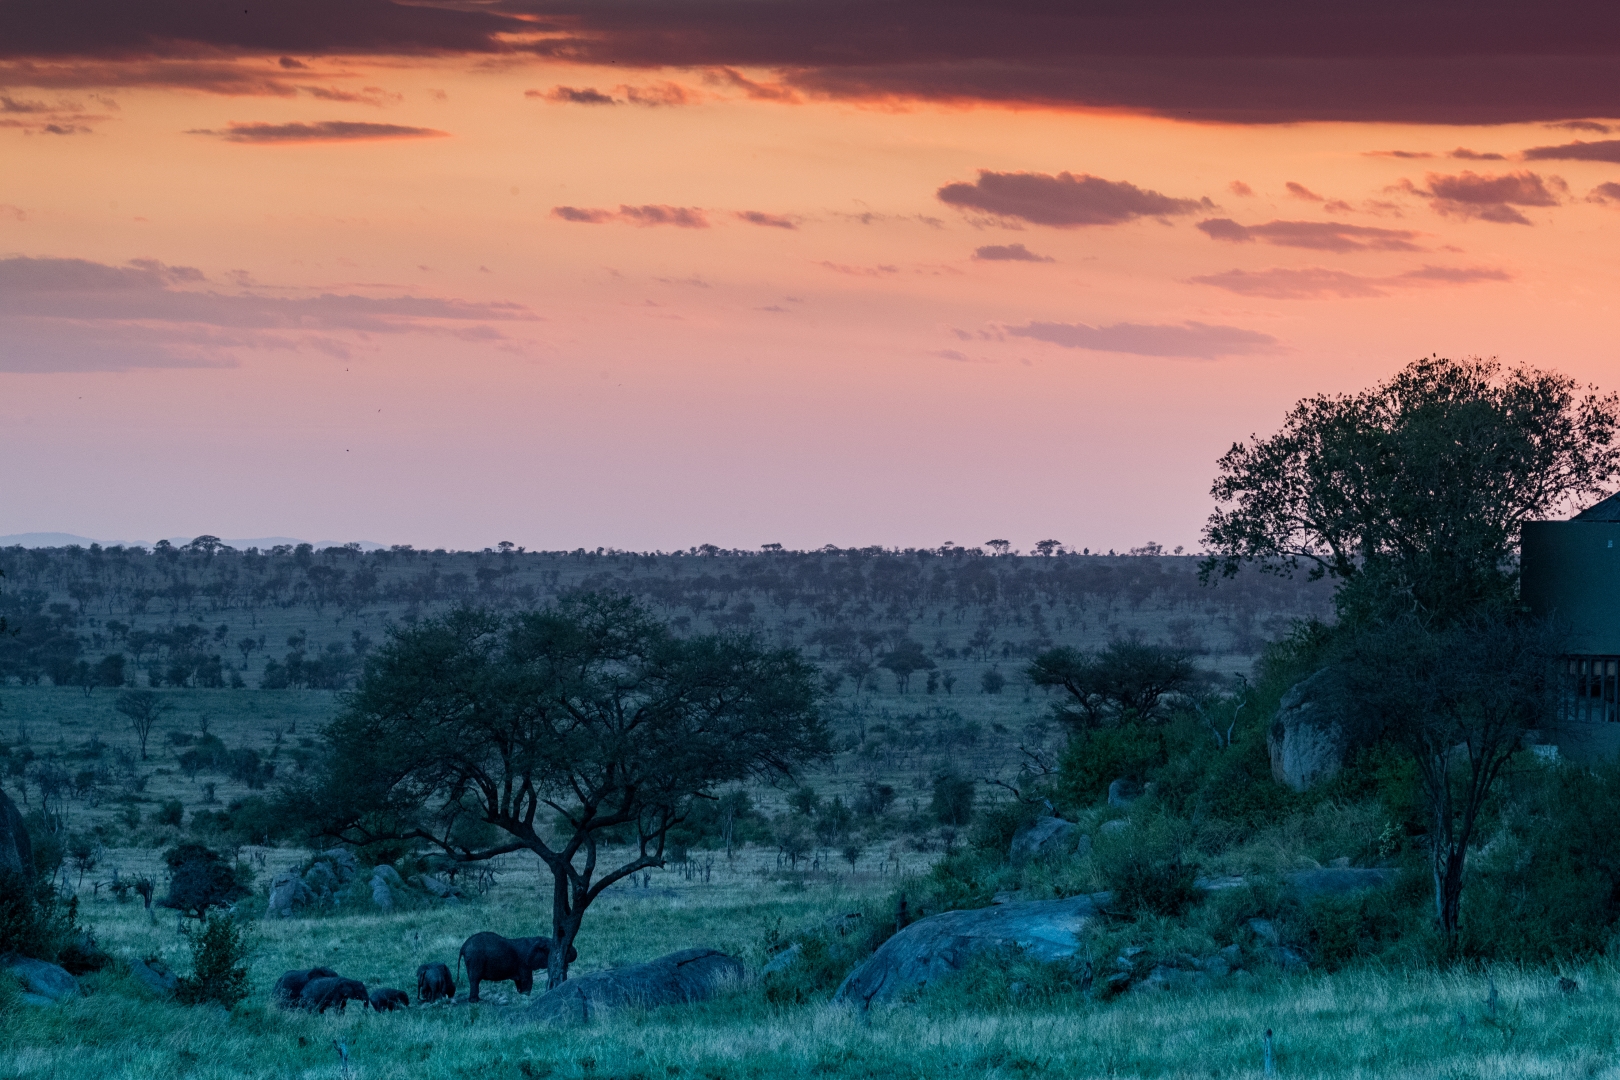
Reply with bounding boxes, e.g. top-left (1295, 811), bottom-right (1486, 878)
top-left (4, 52), bottom-right (1620, 551)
